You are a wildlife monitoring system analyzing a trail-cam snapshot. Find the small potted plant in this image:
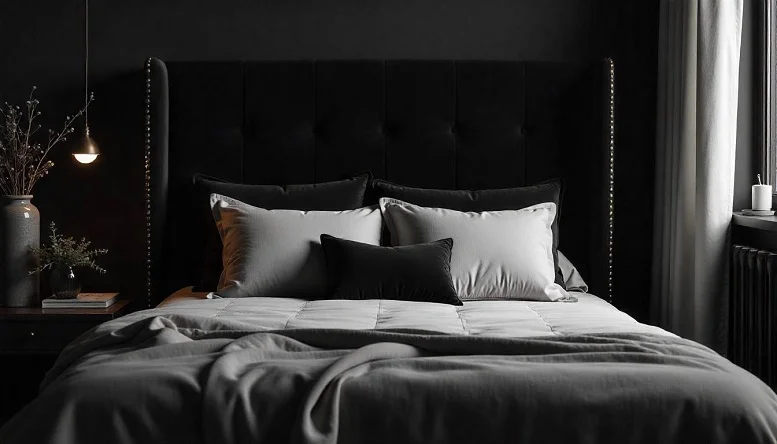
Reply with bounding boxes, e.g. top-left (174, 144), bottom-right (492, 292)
top-left (31, 222), bottom-right (108, 299)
